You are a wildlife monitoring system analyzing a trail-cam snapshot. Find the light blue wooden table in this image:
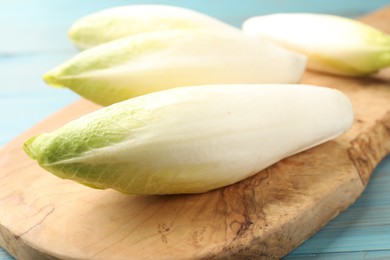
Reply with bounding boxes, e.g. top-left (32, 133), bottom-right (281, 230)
top-left (1, 1), bottom-right (389, 259)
